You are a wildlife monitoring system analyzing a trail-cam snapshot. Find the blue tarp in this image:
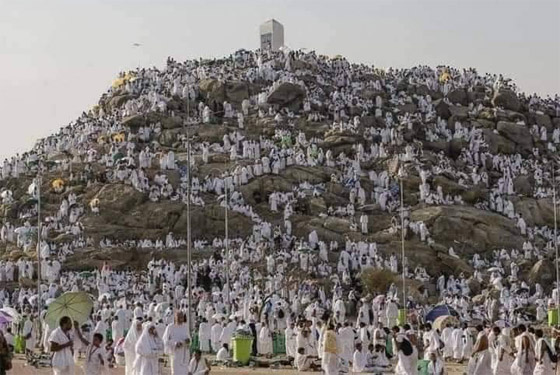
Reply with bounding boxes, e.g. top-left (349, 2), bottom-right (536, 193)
top-left (424, 304), bottom-right (459, 322)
